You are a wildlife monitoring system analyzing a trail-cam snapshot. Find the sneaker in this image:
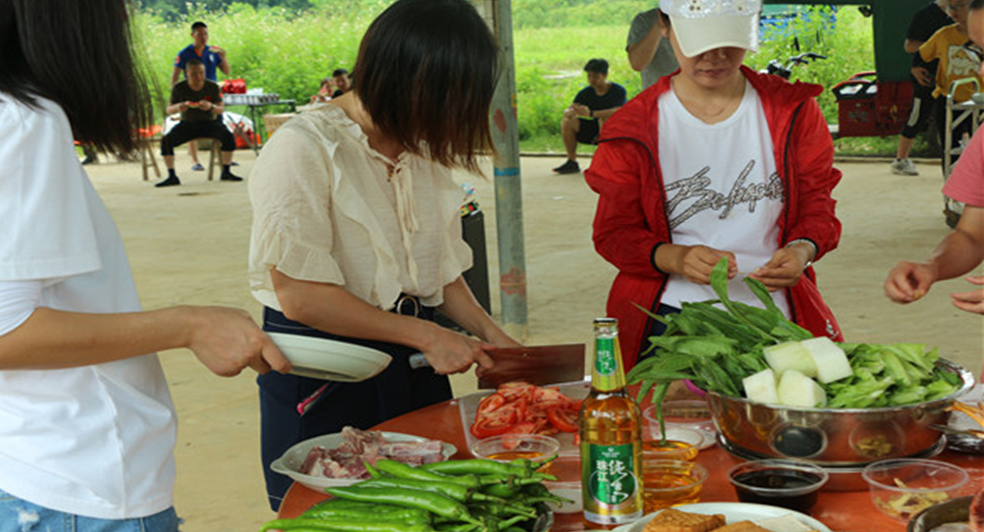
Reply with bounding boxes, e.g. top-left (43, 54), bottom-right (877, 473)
top-left (155, 175), bottom-right (181, 188)
top-left (220, 172), bottom-right (243, 182)
top-left (190, 163), bottom-right (205, 172)
top-left (889, 158), bottom-right (918, 176)
top-left (81, 156), bottom-right (99, 165)
top-left (552, 160), bottom-right (580, 174)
